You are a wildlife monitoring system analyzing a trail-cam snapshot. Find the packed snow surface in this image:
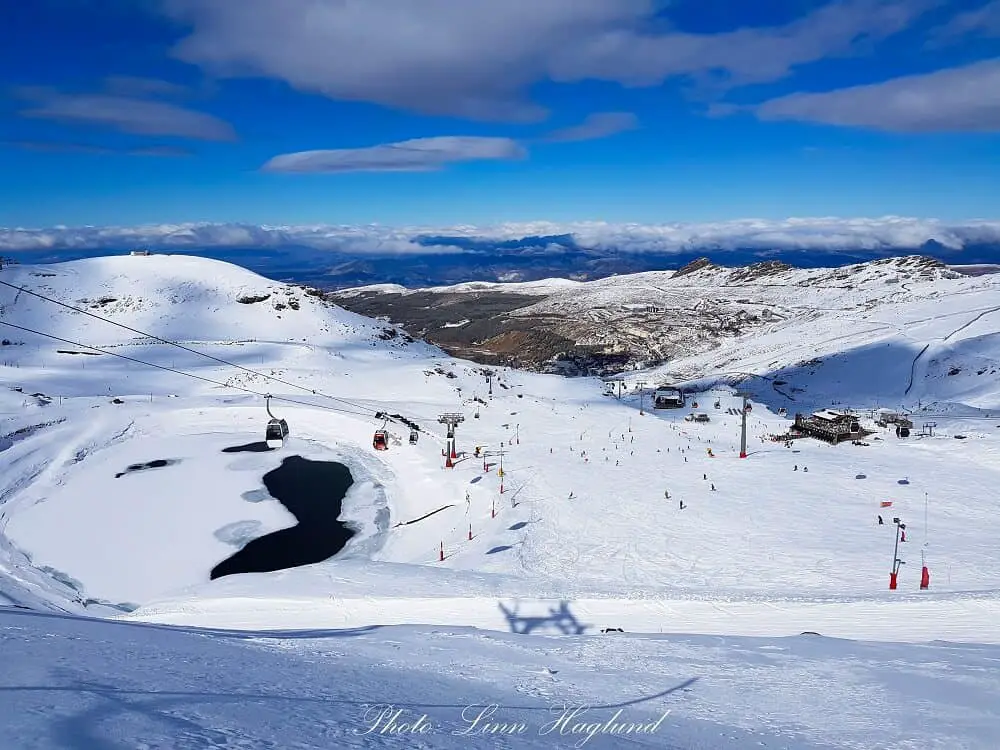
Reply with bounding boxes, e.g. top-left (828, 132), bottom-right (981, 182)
top-left (2, 253), bottom-right (1000, 748)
